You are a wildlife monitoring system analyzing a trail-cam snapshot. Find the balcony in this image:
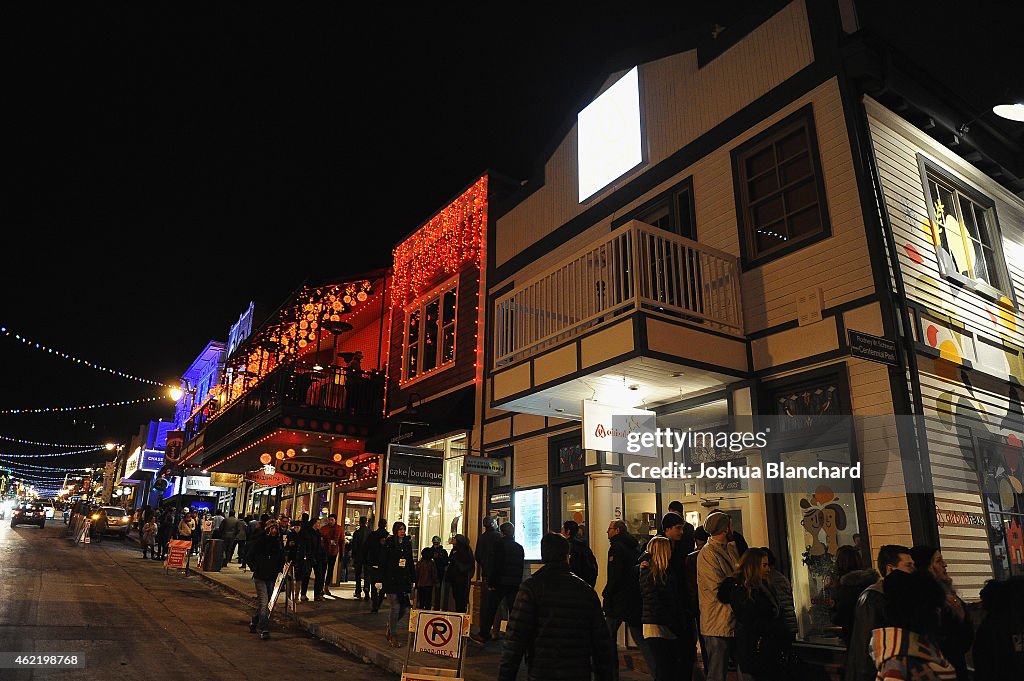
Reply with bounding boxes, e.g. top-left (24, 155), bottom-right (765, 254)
top-left (490, 221), bottom-right (747, 415)
top-left (183, 363), bottom-right (385, 469)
